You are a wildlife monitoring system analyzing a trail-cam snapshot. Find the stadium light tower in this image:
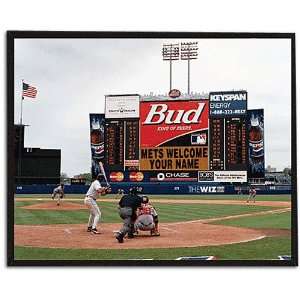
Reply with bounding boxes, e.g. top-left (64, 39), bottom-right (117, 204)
top-left (162, 43), bottom-right (180, 91)
top-left (181, 42), bottom-right (198, 94)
